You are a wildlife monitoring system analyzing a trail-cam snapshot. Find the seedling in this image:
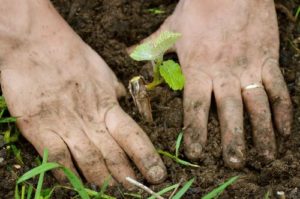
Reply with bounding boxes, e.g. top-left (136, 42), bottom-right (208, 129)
top-left (129, 31), bottom-right (184, 121)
